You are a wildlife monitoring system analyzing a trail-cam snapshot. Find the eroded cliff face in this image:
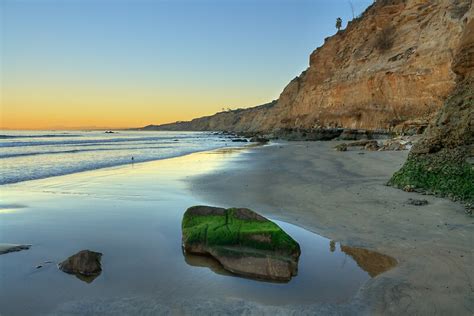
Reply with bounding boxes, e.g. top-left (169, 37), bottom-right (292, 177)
top-left (145, 0), bottom-right (471, 133)
top-left (273, 0), bottom-right (470, 131)
top-left (389, 7), bottom-right (473, 204)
